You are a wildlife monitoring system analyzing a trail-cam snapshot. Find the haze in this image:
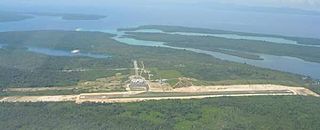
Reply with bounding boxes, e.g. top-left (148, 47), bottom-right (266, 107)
top-left (1, 0), bottom-right (320, 11)
top-left (1, 0), bottom-right (320, 38)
